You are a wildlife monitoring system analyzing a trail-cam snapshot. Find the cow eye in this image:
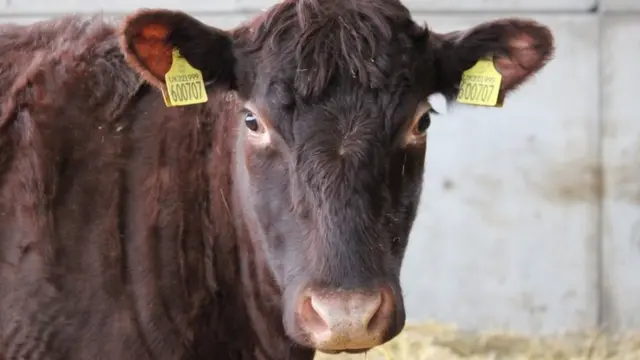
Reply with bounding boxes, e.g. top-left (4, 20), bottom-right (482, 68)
top-left (413, 112), bottom-right (431, 134)
top-left (244, 111), bottom-right (260, 132)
